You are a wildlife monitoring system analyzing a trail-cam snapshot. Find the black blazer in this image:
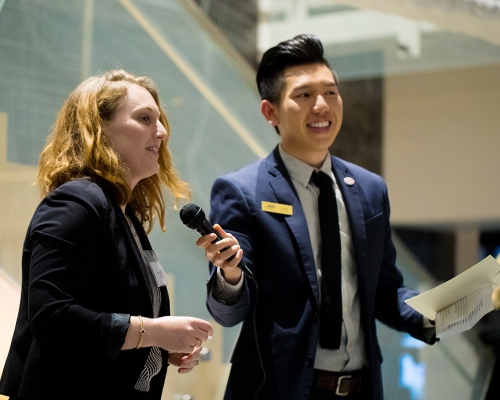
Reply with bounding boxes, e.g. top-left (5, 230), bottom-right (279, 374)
top-left (0, 179), bottom-right (170, 400)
